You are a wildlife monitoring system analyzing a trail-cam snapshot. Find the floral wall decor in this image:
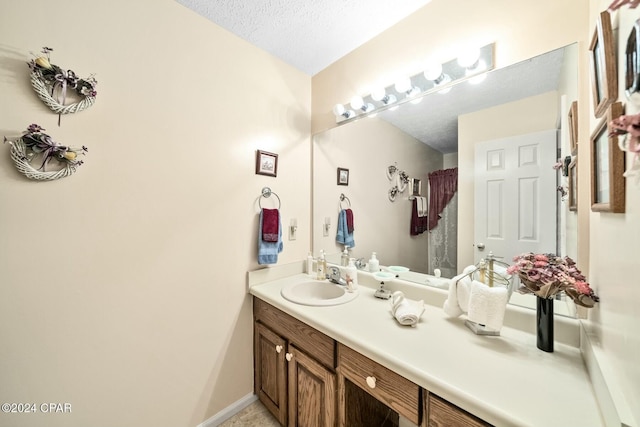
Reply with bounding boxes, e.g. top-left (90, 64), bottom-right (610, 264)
top-left (3, 124), bottom-right (88, 181)
top-left (610, 112), bottom-right (640, 183)
top-left (28, 47), bottom-right (97, 125)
